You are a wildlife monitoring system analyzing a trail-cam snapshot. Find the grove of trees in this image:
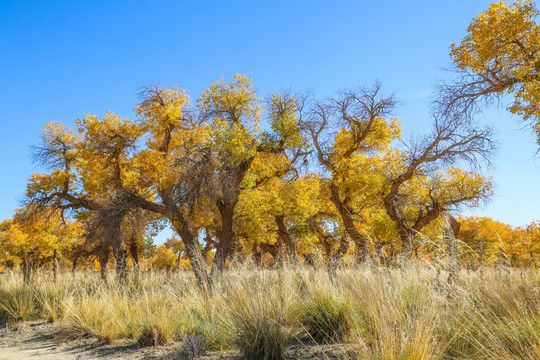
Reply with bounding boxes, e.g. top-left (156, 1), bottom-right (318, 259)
top-left (1, 1), bottom-right (539, 290)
